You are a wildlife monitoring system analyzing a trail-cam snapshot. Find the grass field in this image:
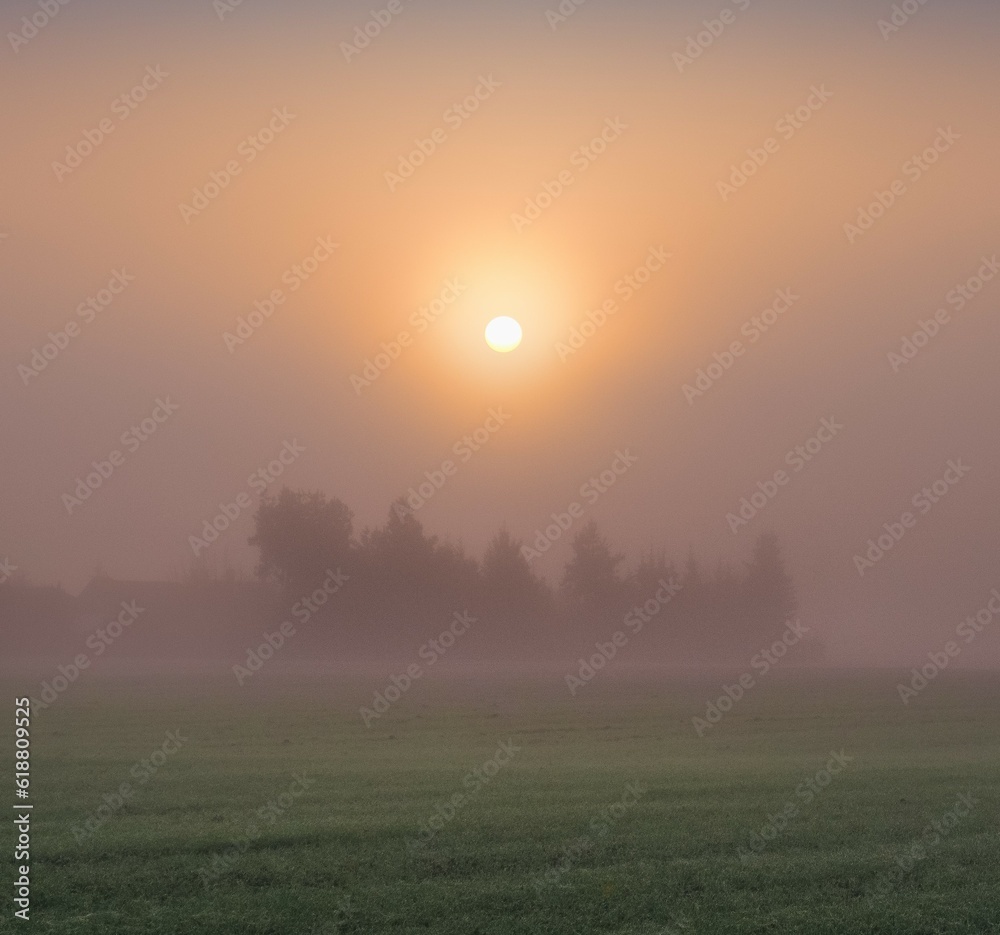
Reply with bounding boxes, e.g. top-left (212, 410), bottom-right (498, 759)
top-left (7, 668), bottom-right (1000, 934)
